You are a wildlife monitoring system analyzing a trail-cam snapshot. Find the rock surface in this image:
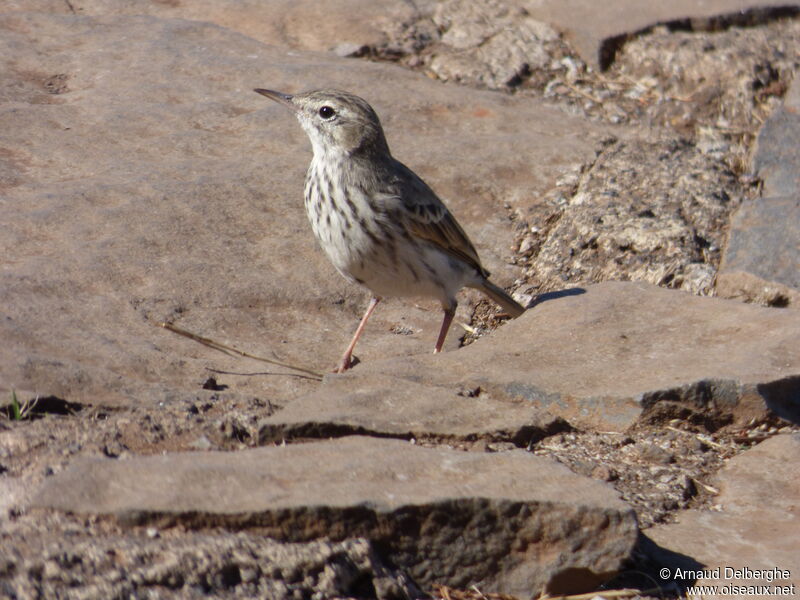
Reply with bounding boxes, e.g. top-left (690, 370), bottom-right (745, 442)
top-left (32, 436), bottom-right (638, 596)
top-left (752, 80), bottom-right (800, 198)
top-left (2, 1), bottom-right (800, 598)
top-left (3, 0), bottom-right (431, 54)
top-left (648, 433), bottom-right (800, 594)
top-left (716, 197), bottom-right (800, 307)
top-left (258, 374), bottom-right (570, 446)
top-left (525, 0), bottom-right (797, 69)
top-left (520, 138), bottom-right (739, 297)
top-left (717, 81), bottom-right (800, 308)
top-left (0, 11), bottom-right (609, 405)
top-left (424, 0), bottom-right (565, 89)
top-left (274, 281), bottom-right (800, 435)
top-left (0, 521), bottom-right (424, 600)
